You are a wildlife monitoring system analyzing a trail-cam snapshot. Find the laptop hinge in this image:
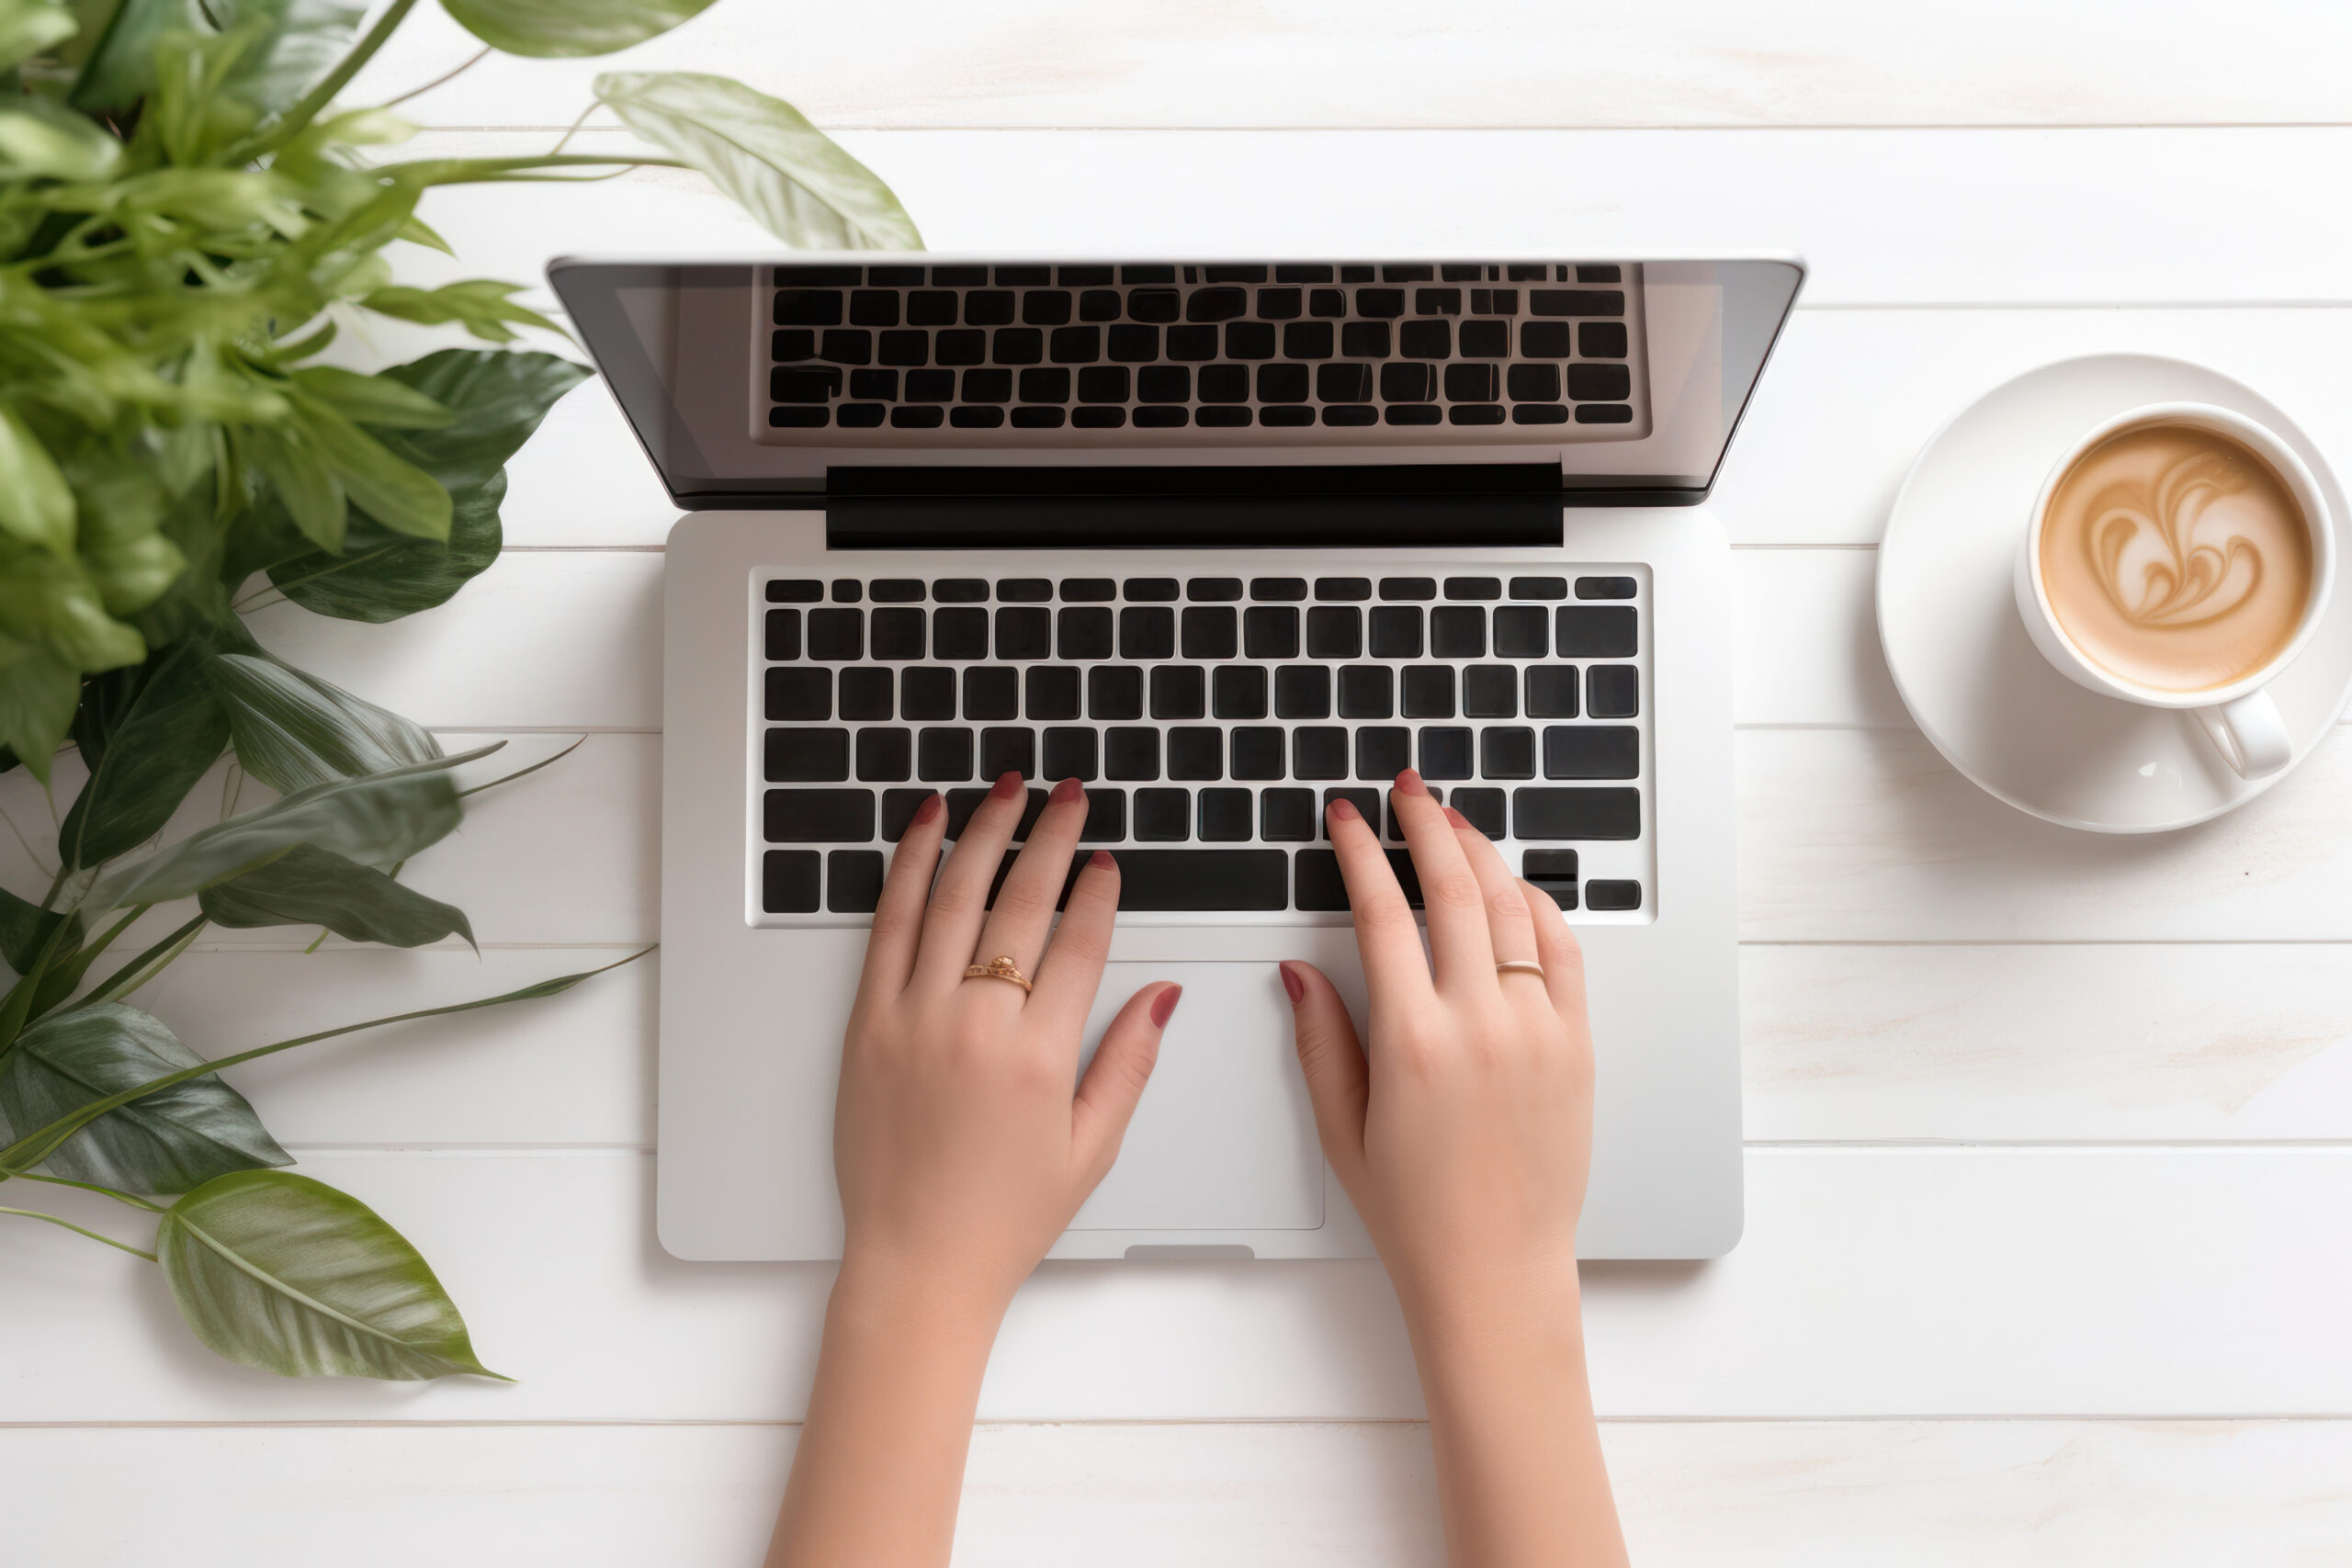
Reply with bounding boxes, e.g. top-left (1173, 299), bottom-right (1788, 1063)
top-left (821, 463), bottom-right (1565, 549)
